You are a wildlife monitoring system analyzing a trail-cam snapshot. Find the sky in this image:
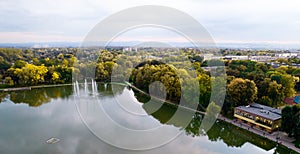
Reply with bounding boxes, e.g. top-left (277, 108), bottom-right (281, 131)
top-left (1, 0), bottom-right (300, 45)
